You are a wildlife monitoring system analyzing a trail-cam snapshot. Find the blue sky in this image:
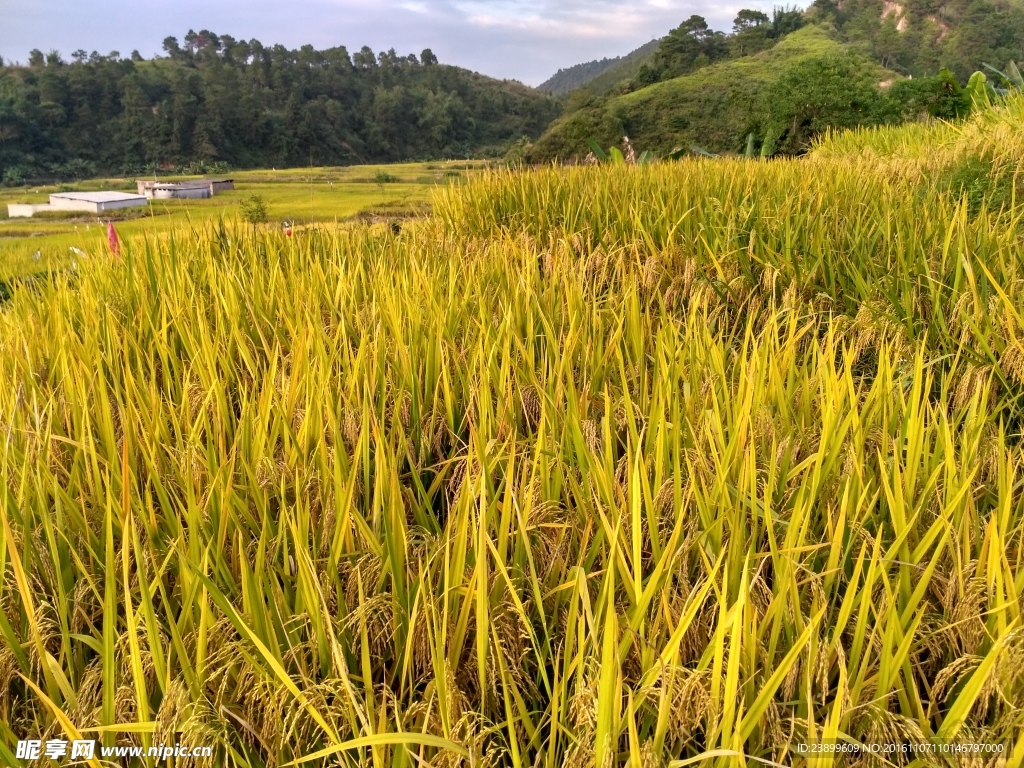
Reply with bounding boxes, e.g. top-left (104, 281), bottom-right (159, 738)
top-left (0, 0), bottom-right (786, 85)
